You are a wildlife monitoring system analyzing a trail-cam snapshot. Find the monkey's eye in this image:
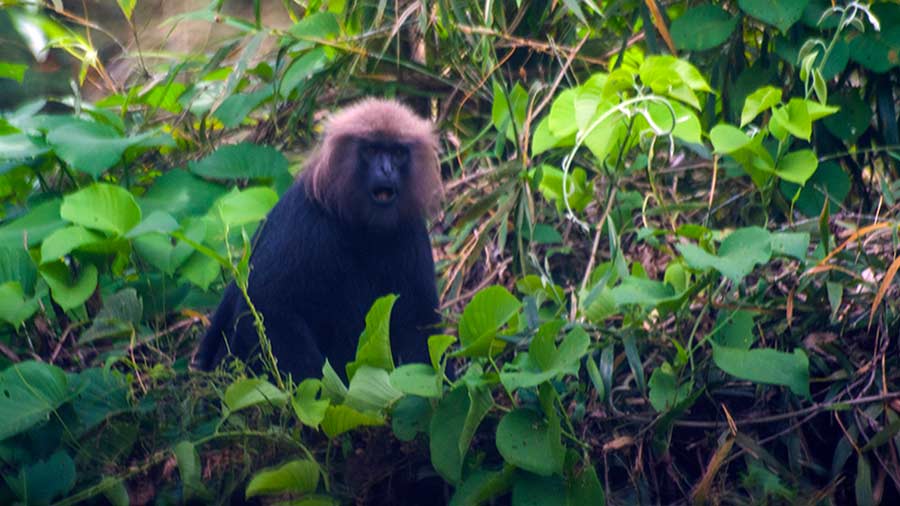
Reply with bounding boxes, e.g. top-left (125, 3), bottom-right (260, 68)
top-left (391, 147), bottom-right (409, 166)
